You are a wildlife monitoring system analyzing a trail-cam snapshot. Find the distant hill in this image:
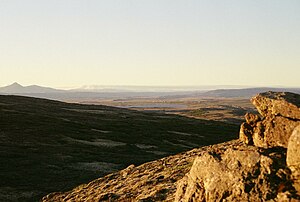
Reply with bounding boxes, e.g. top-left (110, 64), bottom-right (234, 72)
top-left (1, 83), bottom-right (299, 100)
top-left (0, 82), bottom-right (63, 94)
top-left (200, 87), bottom-right (300, 98)
top-left (0, 83), bottom-right (201, 100)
